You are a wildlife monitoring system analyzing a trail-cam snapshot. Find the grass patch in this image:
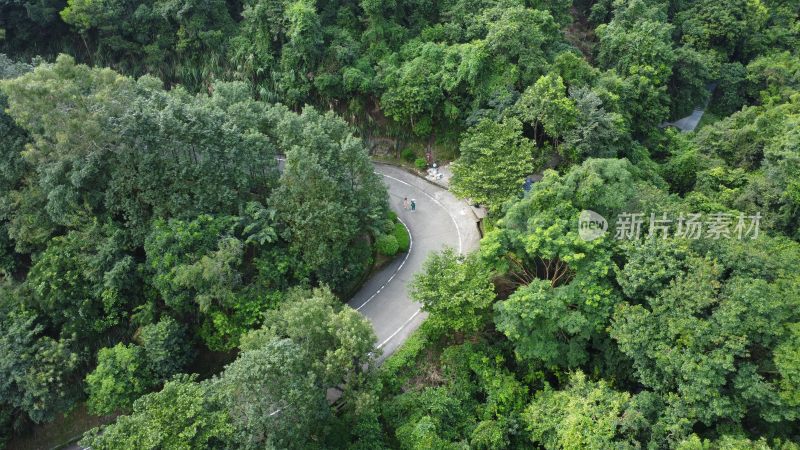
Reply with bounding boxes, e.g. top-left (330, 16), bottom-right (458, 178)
top-left (372, 252), bottom-right (394, 270)
top-left (393, 222), bottom-right (410, 252)
top-left (433, 130), bottom-right (461, 161)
